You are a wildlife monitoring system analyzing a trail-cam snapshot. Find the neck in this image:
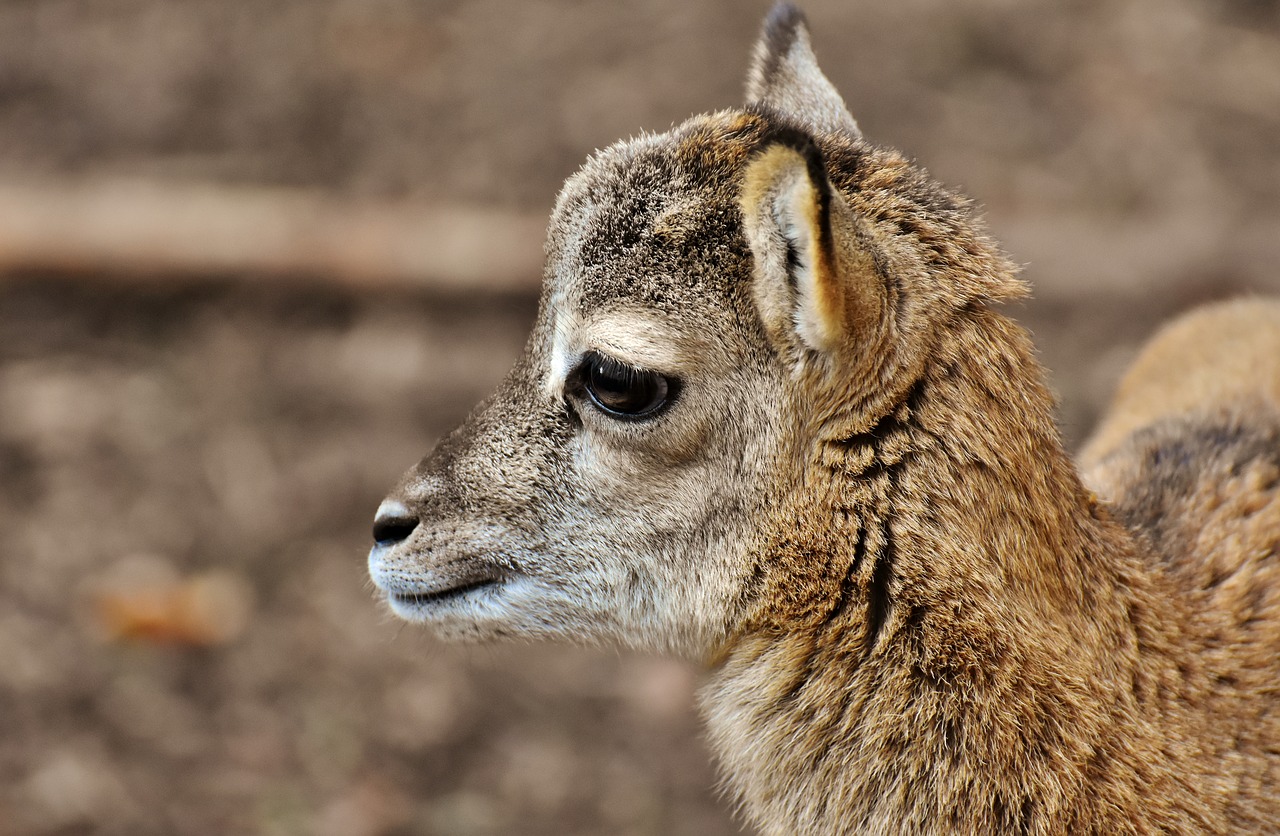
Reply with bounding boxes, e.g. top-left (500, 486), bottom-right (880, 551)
top-left (700, 308), bottom-right (1203, 834)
